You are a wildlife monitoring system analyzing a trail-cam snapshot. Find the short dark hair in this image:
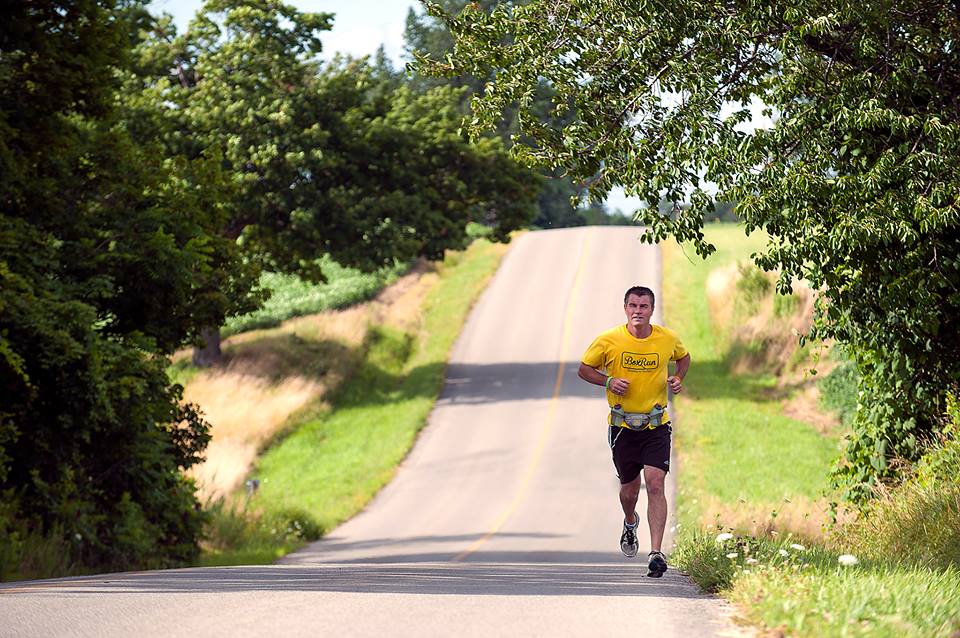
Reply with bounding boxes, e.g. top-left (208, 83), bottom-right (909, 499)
top-left (624, 286), bottom-right (655, 307)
